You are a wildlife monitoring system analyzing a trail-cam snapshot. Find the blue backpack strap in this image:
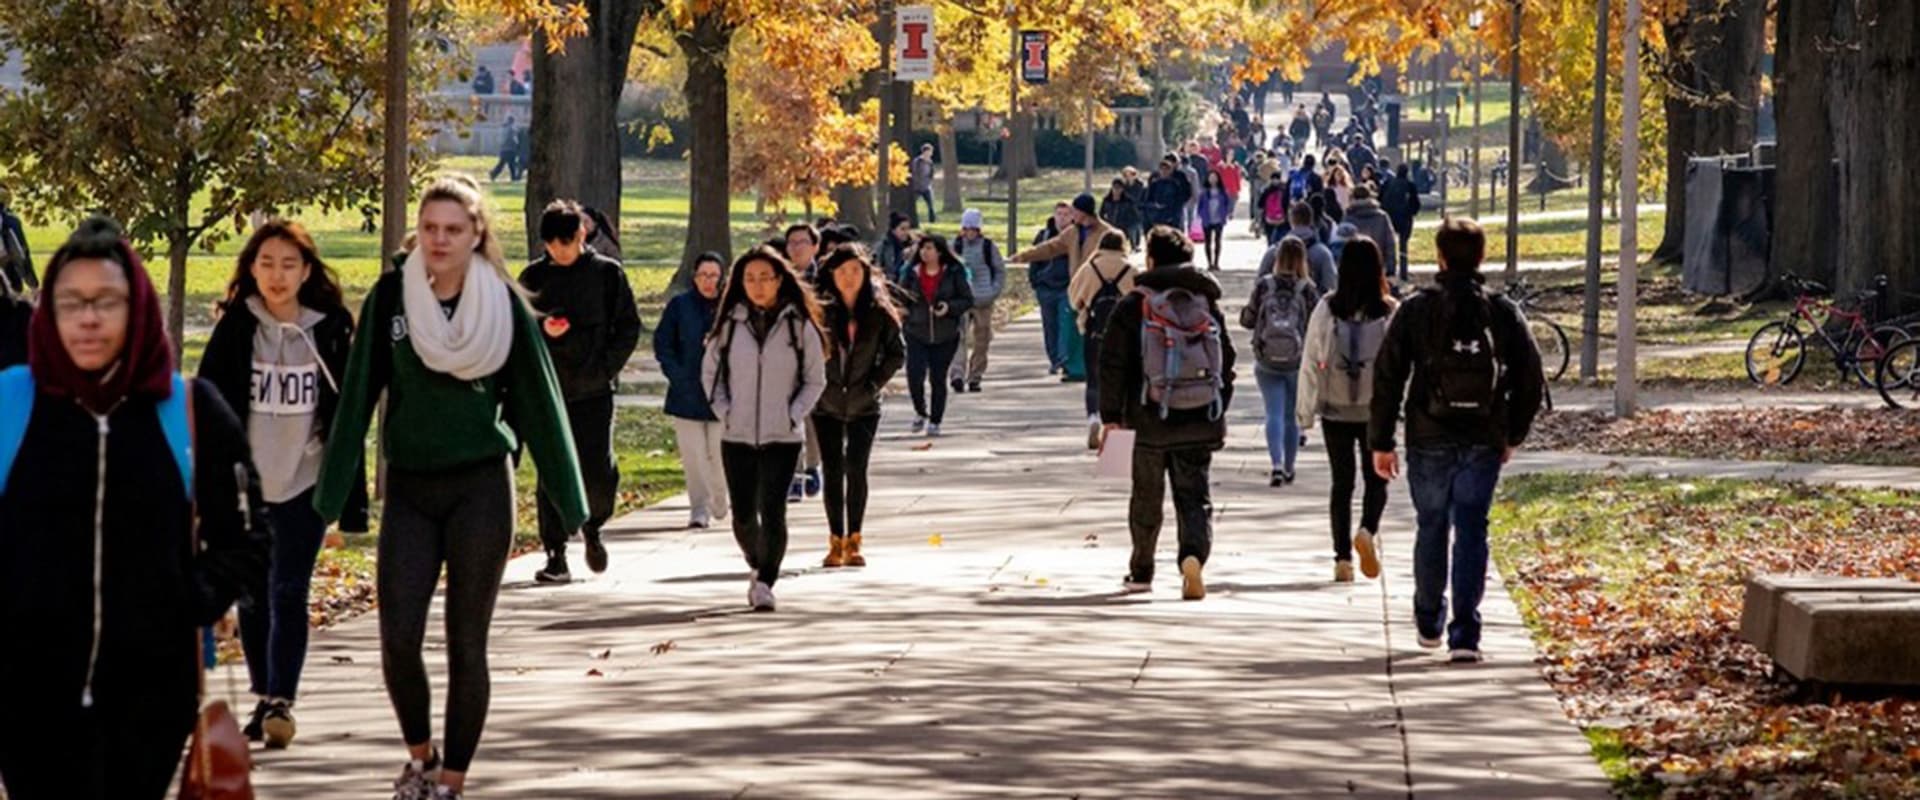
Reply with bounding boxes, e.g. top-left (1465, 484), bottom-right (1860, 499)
top-left (0, 365), bottom-right (34, 495)
top-left (156, 373), bottom-right (193, 501)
